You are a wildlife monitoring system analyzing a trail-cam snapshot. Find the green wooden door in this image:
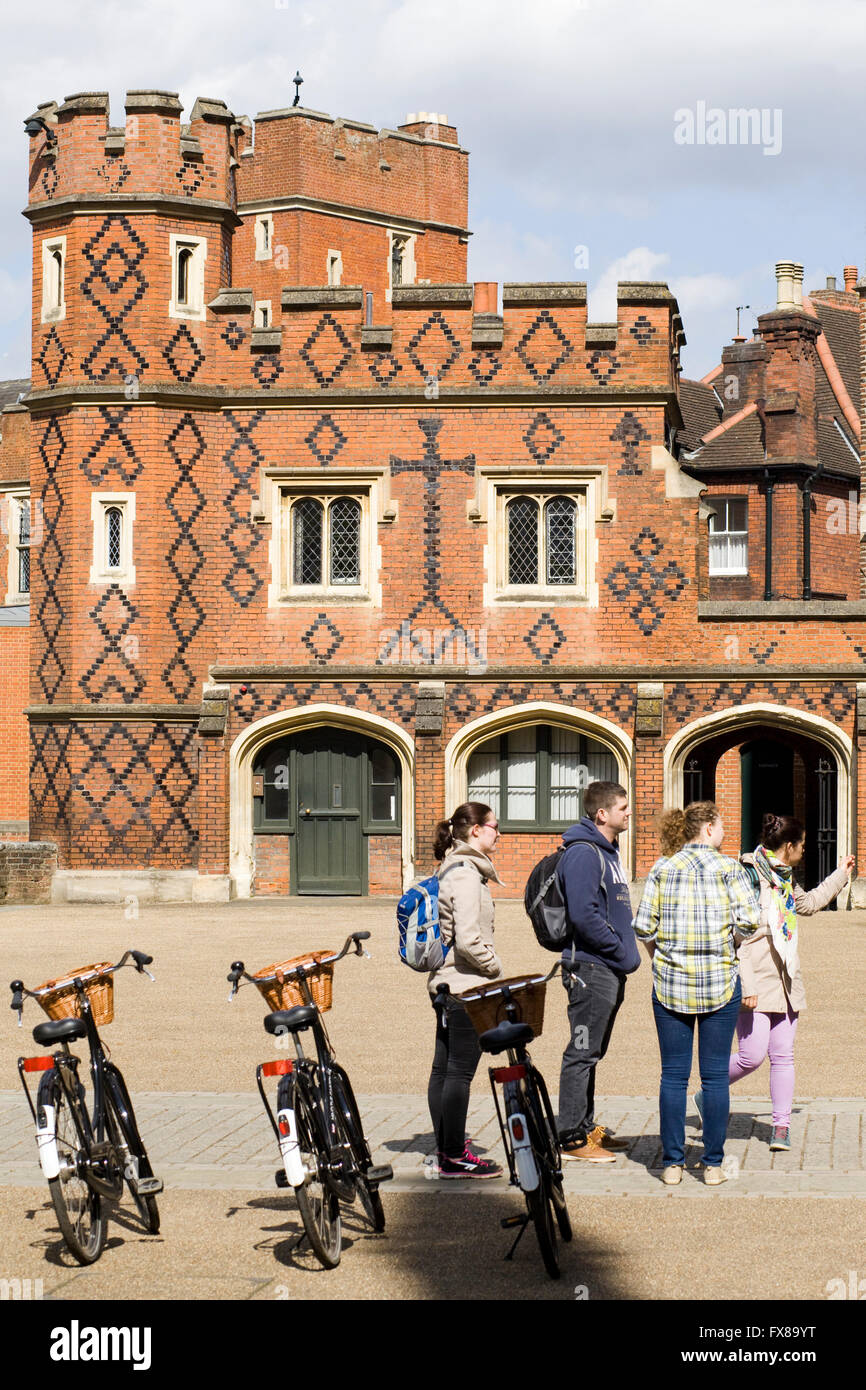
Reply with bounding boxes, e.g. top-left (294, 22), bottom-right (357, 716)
top-left (294, 730), bottom-right (364, 894)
